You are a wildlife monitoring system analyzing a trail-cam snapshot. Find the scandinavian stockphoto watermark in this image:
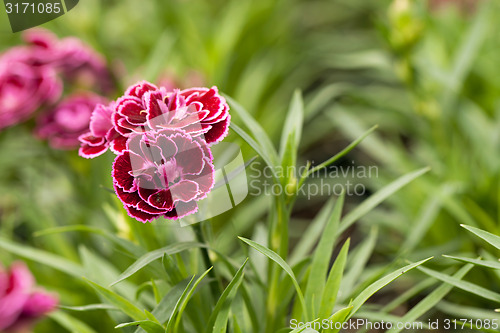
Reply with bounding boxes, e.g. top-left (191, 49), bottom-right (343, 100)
top-left (290, 318), bottom-right (500, 331)
top-left (249, 161), bottom-right (378, 199)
